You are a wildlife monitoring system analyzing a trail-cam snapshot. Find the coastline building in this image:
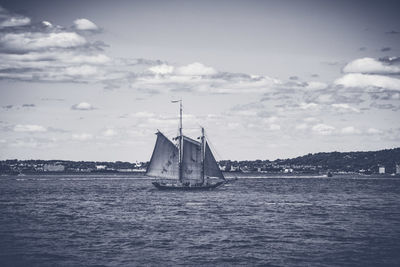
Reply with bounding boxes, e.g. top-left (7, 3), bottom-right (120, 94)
top-left (379, 166), bottom-right (385, 174)
top-left (43, 164), bottom-right (65, 172)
